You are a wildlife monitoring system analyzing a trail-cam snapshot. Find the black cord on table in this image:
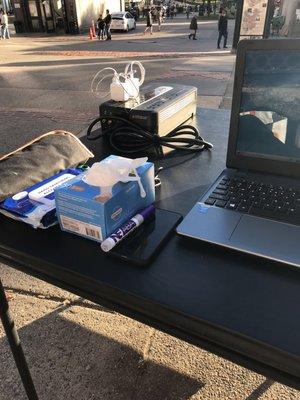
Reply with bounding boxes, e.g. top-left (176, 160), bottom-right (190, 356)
top-left (86, 115), bottom-right (213, 157)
